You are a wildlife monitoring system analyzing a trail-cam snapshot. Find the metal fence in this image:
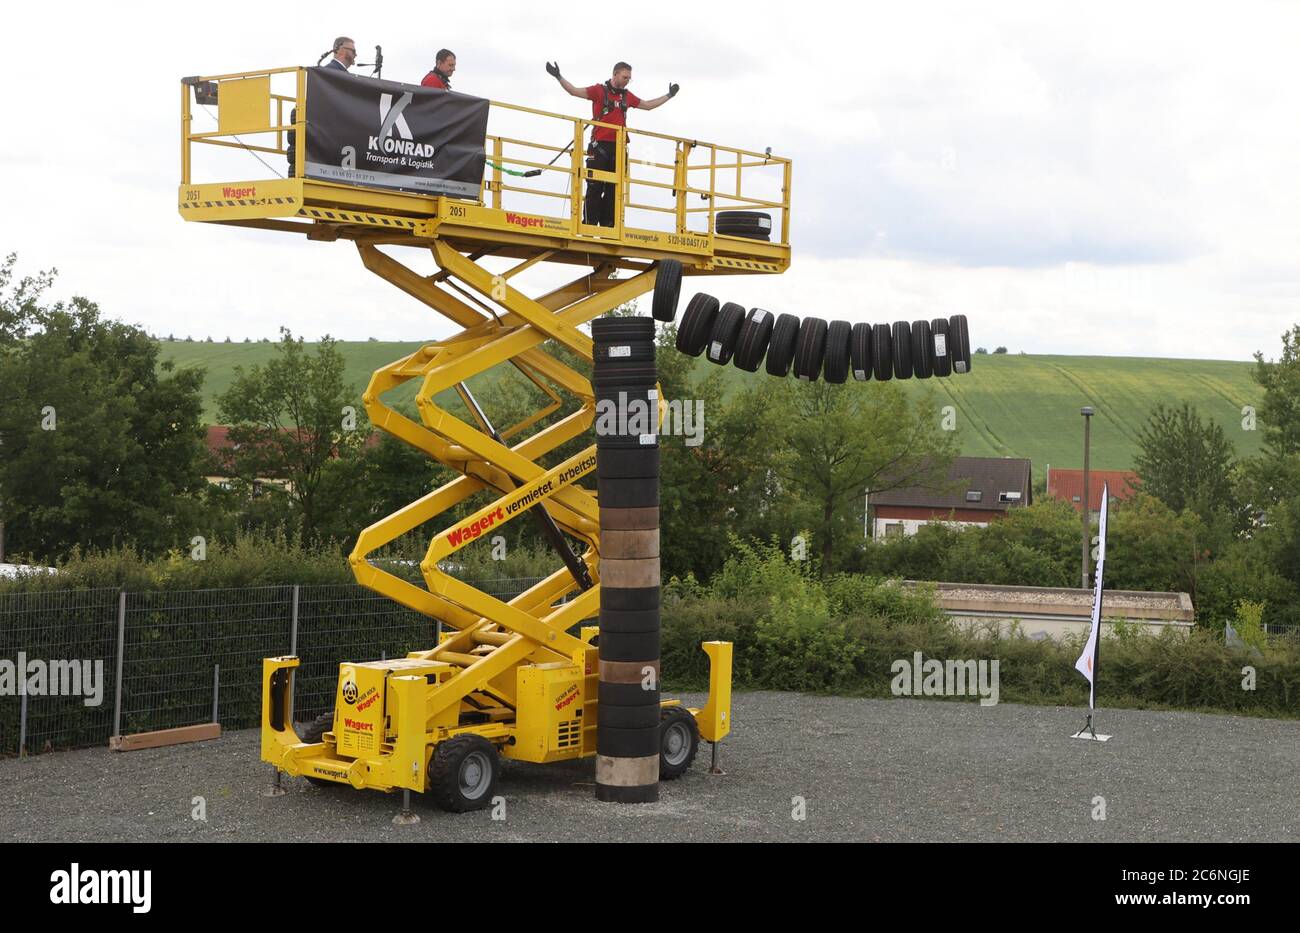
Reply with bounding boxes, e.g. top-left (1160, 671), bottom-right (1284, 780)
top-left (0, 577), bottom-right (552, 756)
